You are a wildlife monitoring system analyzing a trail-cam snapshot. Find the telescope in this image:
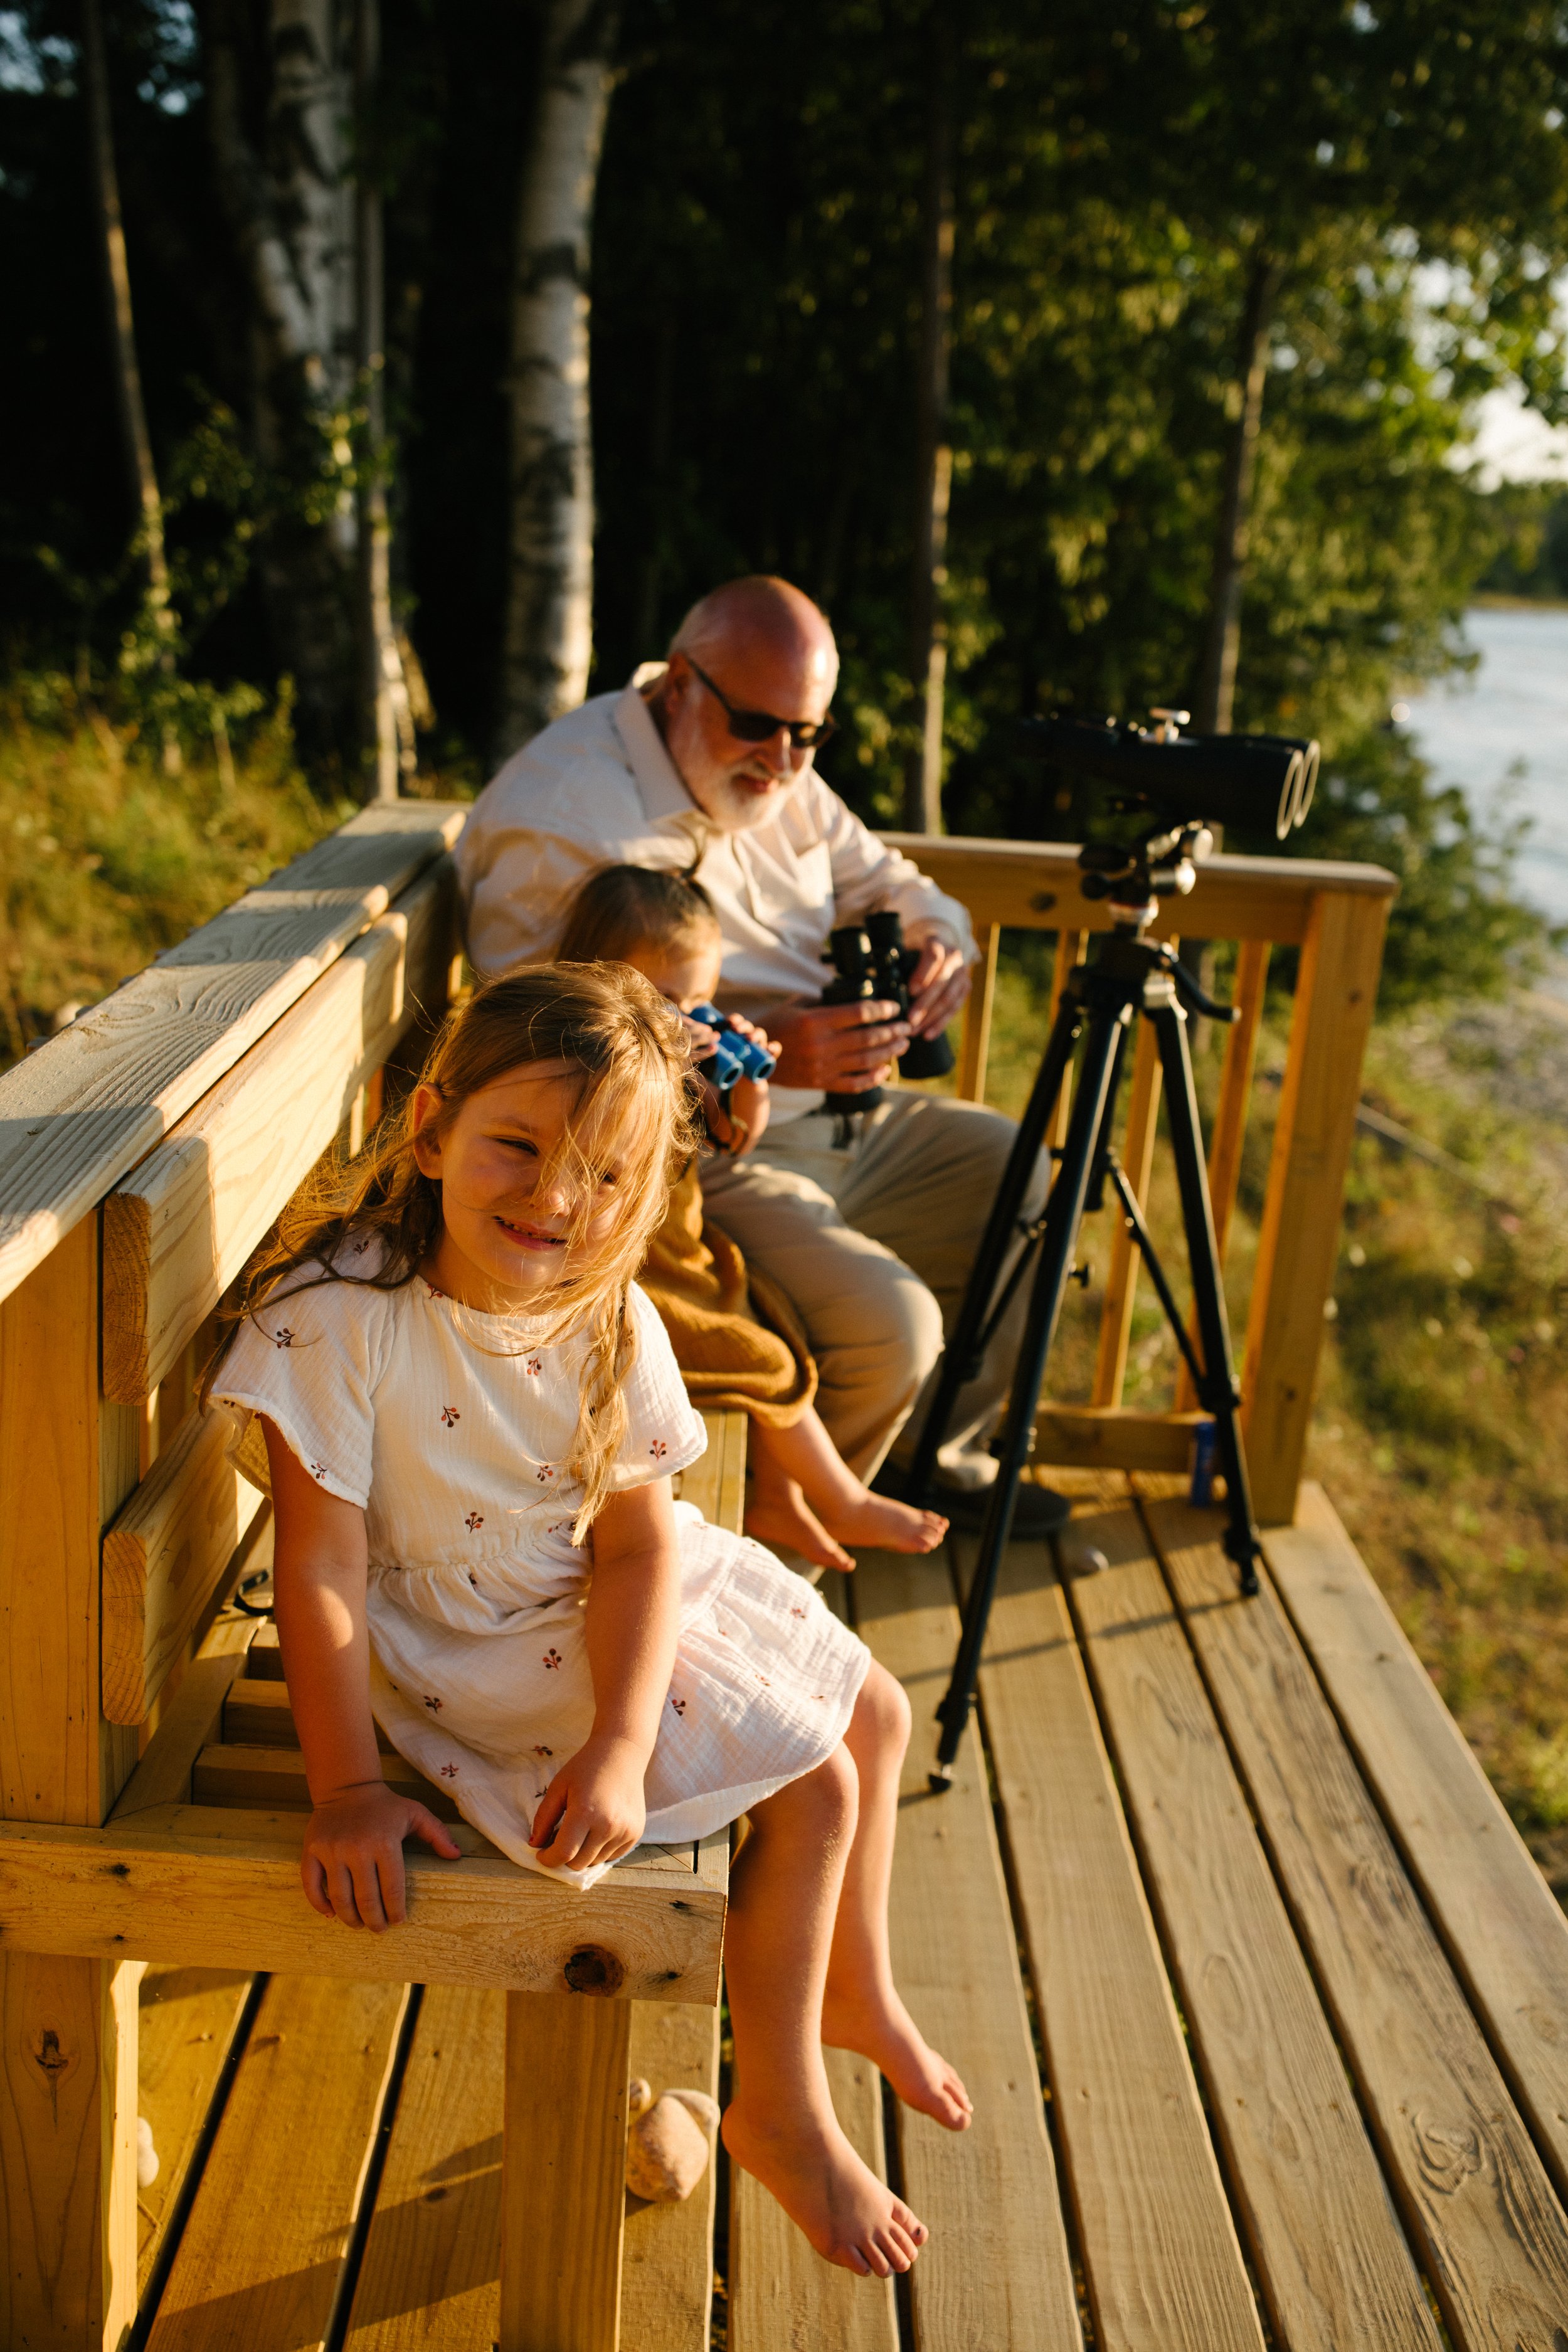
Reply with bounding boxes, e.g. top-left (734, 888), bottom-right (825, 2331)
top-left (1022, 711), bottom-right (1320, 842)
